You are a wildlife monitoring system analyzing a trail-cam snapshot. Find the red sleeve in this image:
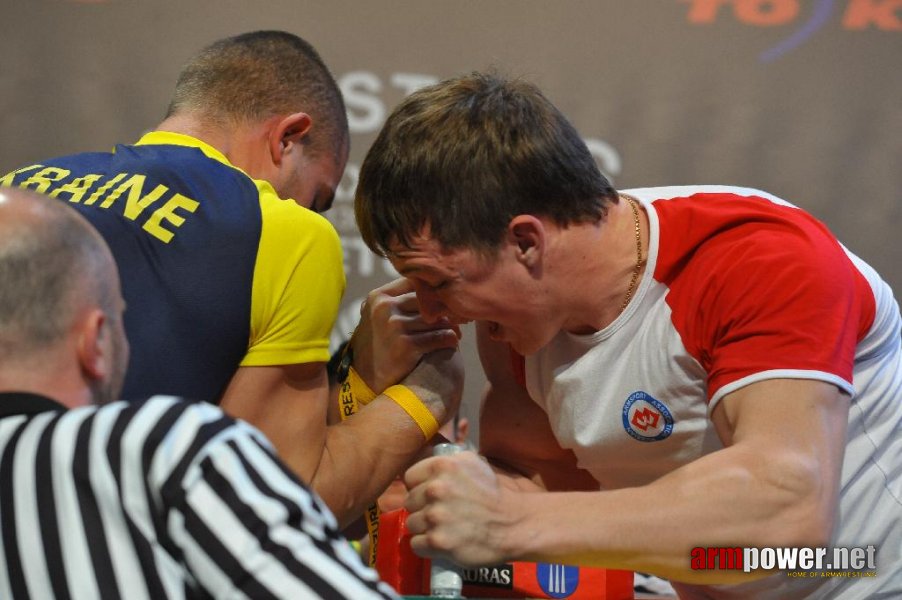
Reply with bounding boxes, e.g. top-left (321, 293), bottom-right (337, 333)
top-left (656, 197), bottom-right (874, 401)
